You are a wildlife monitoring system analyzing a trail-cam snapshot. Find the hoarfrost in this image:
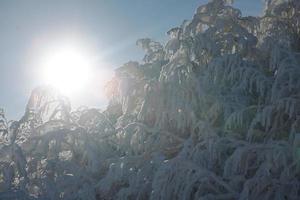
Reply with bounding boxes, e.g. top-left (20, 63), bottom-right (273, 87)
top-left (1, 0), bottom-right (300, 199)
